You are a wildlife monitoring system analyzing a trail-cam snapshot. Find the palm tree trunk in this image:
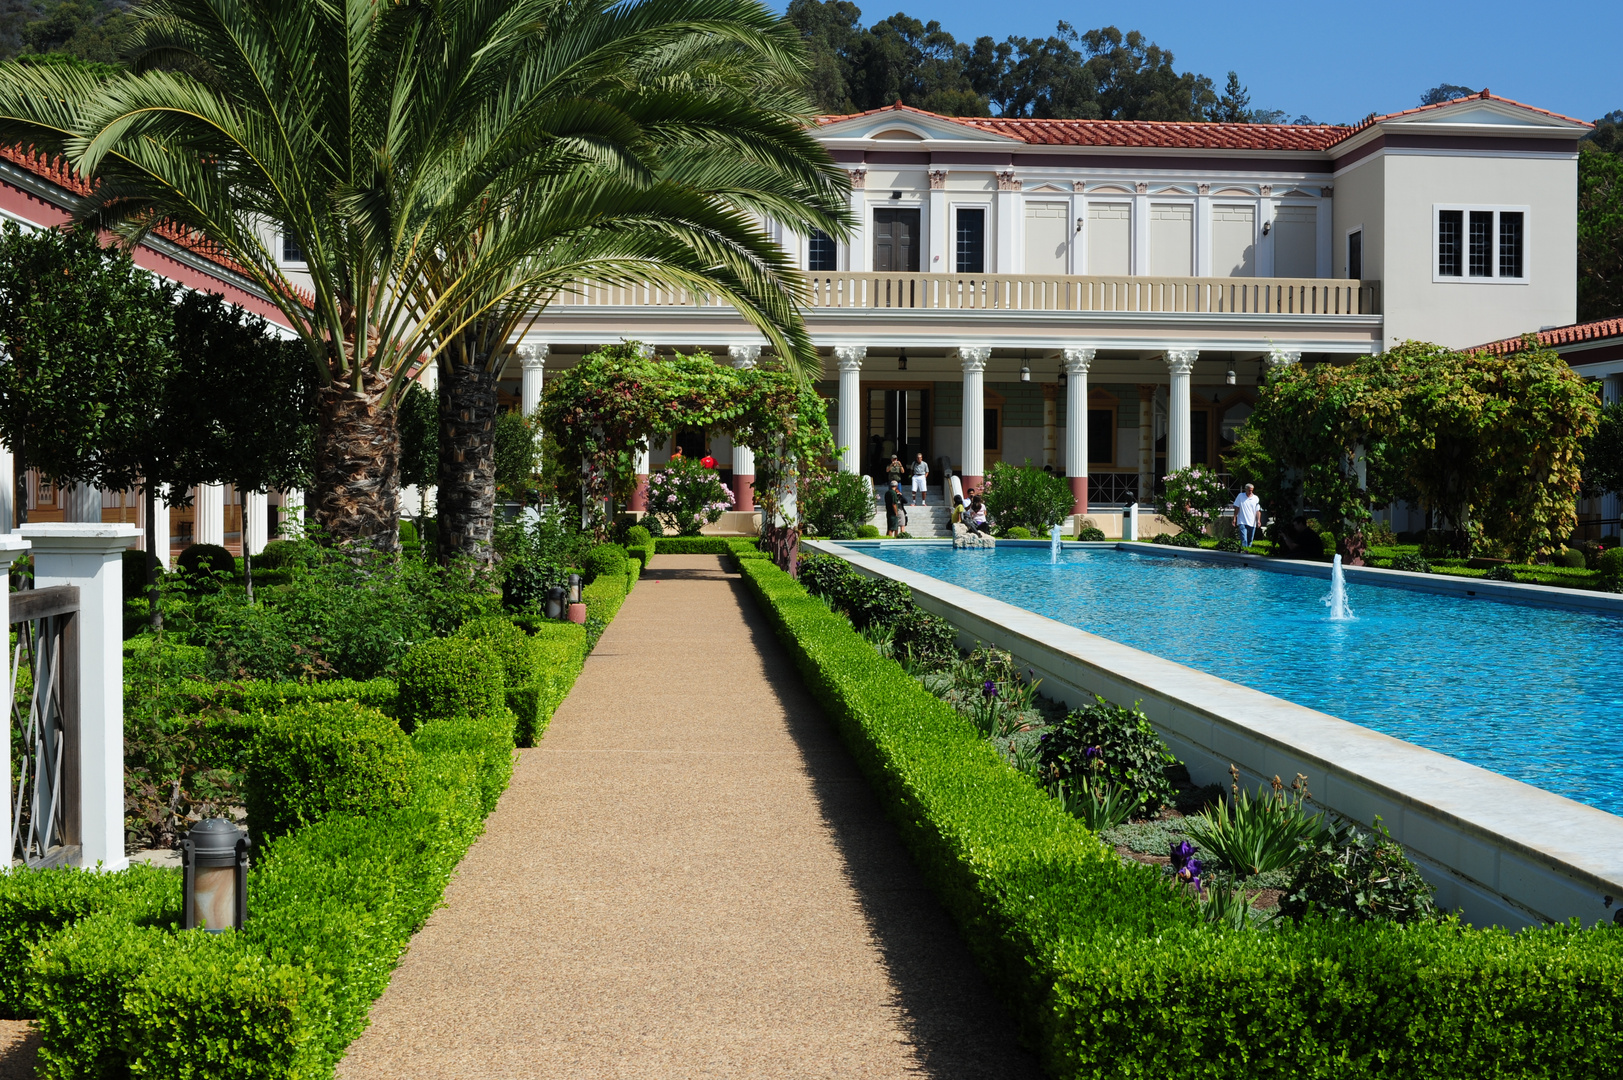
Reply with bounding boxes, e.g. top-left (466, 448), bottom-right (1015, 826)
top-left (313, 371), bottom-right (401, 551)
top-left (436, 361), bottom-right (500, 564)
